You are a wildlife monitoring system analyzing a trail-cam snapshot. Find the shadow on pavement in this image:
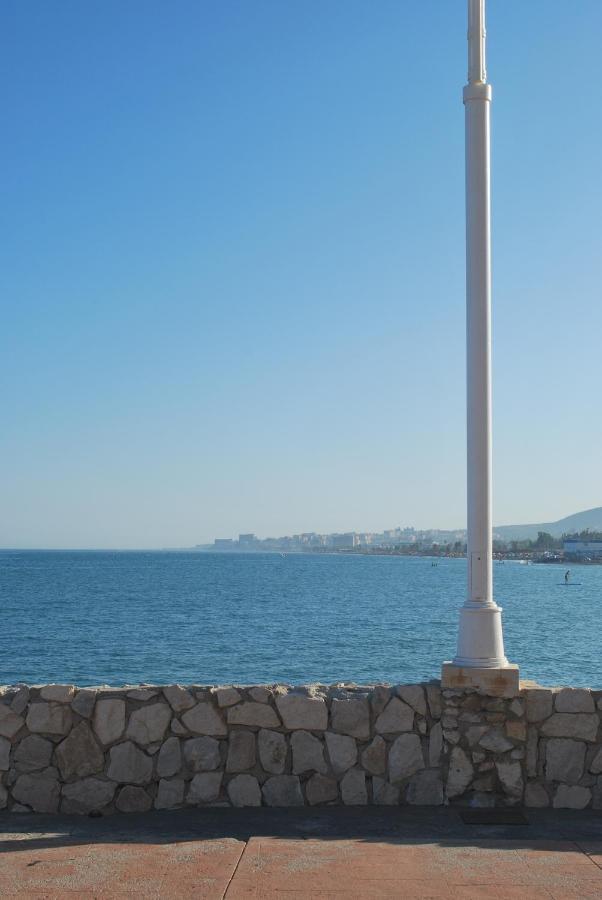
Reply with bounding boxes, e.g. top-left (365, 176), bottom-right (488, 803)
top-left (1, 806), bottom-right (602, 854)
